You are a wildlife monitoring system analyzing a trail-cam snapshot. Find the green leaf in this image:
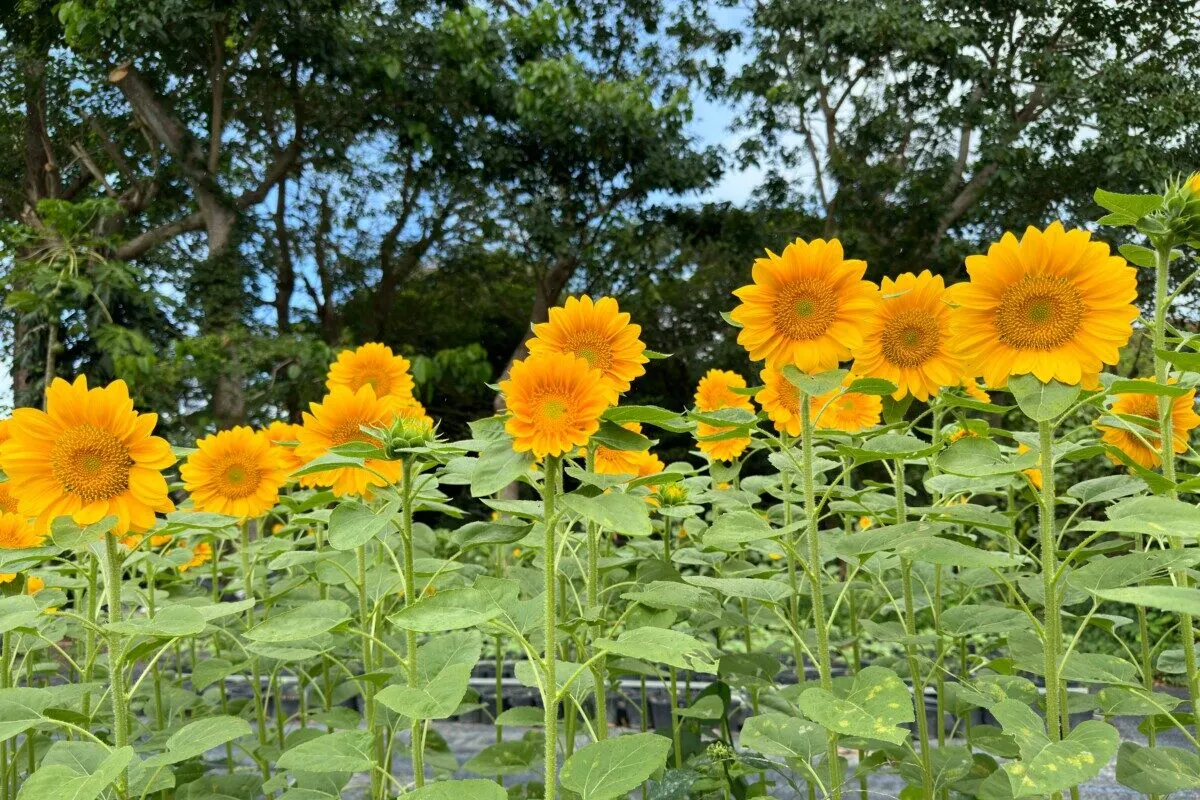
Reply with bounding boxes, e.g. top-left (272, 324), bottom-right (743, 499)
top-left (290, 452), bottom-right (365, 478)
top-left (1109, 378), bottom-right (1190, 397)
top-left (0, 595), bottom-right (40, 633)
top-left (17, 745), bottom-right (135, 800)
top-left (495, 707), bottom-right (544, 727)
top-left (389, 586), bottom-right (502, 632)
top-left (702, 510), bottom-right (775, 549)
top-left (939, 438), bottom-right (1025, 477)
top-left (471, 435), bottom-right (535, 498)
top-left (376, 631), bottom-right (481, 720)
top-left (1115, 741), bottom-right (1200, 794)
top-left (1066, 475), bottom-right (1146, 504)
top-left (1118, 243), bottom-right (1157, 268)
top-left (893, 537), bottom-right (1018, 568)
top-left (328, 499), bottom-right (400, 550)
top-left (403, 780), bottom-right (508, 800)
top-left (1094, 188), bottom-right (1162, 220)
top-left (560, 733), bottom-right (672, 800)
top-left (595, 627), bottom-right (719, 674)
top-left (105, 605), bottom-right (207, 638)
top-left (190, 658), bottom-right (236, 692)
top-left (591, 420), bottom-right (652, 451)
top-left (673, 694), bottom-right (724, 719)
top-left (1096, 687), bottom-right (1182, 717)
top-left (621, 582), bottom-right (721, 614)
top-left (463, 739), bottom-right (539, 776)
top-left (144, 716), bottom-right (253, 766)
top-left (780, 366), bottom-right (845, 396)
top-left (940, 605), bottom-right (1027, 637)
top-left (51, 516), bottom-right (118, 549)
top-left (682, 575), bottom-right (792, 604)
top-left (1008, 374), bottom-right (1081, 421)
top-left (1076, 496), bottom-right (1200, 538)
top-left (276, 730), bottom-right (374, 773)
top-left (1092, 585), bottom-right (1200, 616)
top-left (0, 687), bottom-right (52, 742)
top-left (603, 405), bottom-right (690, 432)
top-left (738, 713), bottom-right (824, 760)
top-left (992, 700), bottom-right (1118, 797)
top-left (797, 665), bottom-right (914, 745)
top-left (562, 492), bottom-right (652, 536)
top-left (845, 377), bottom-right (898, 396)
top-left (244, 600), bottom-right (350, 642)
